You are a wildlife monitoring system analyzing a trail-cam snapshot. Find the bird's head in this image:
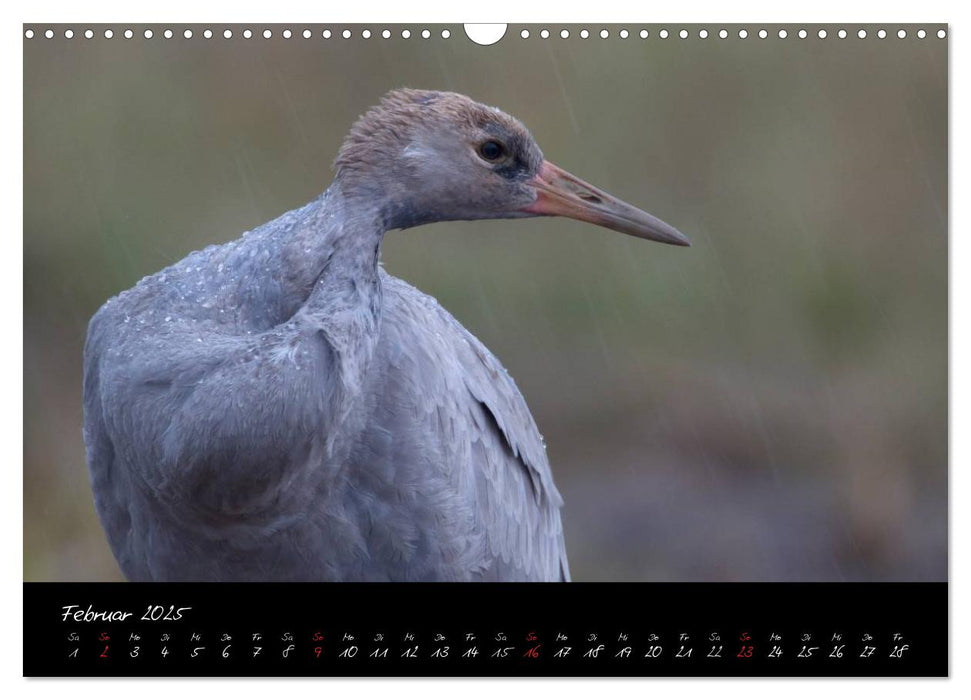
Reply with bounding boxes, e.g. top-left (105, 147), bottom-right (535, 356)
top-left (334, 88), bottom-right (689, 246)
